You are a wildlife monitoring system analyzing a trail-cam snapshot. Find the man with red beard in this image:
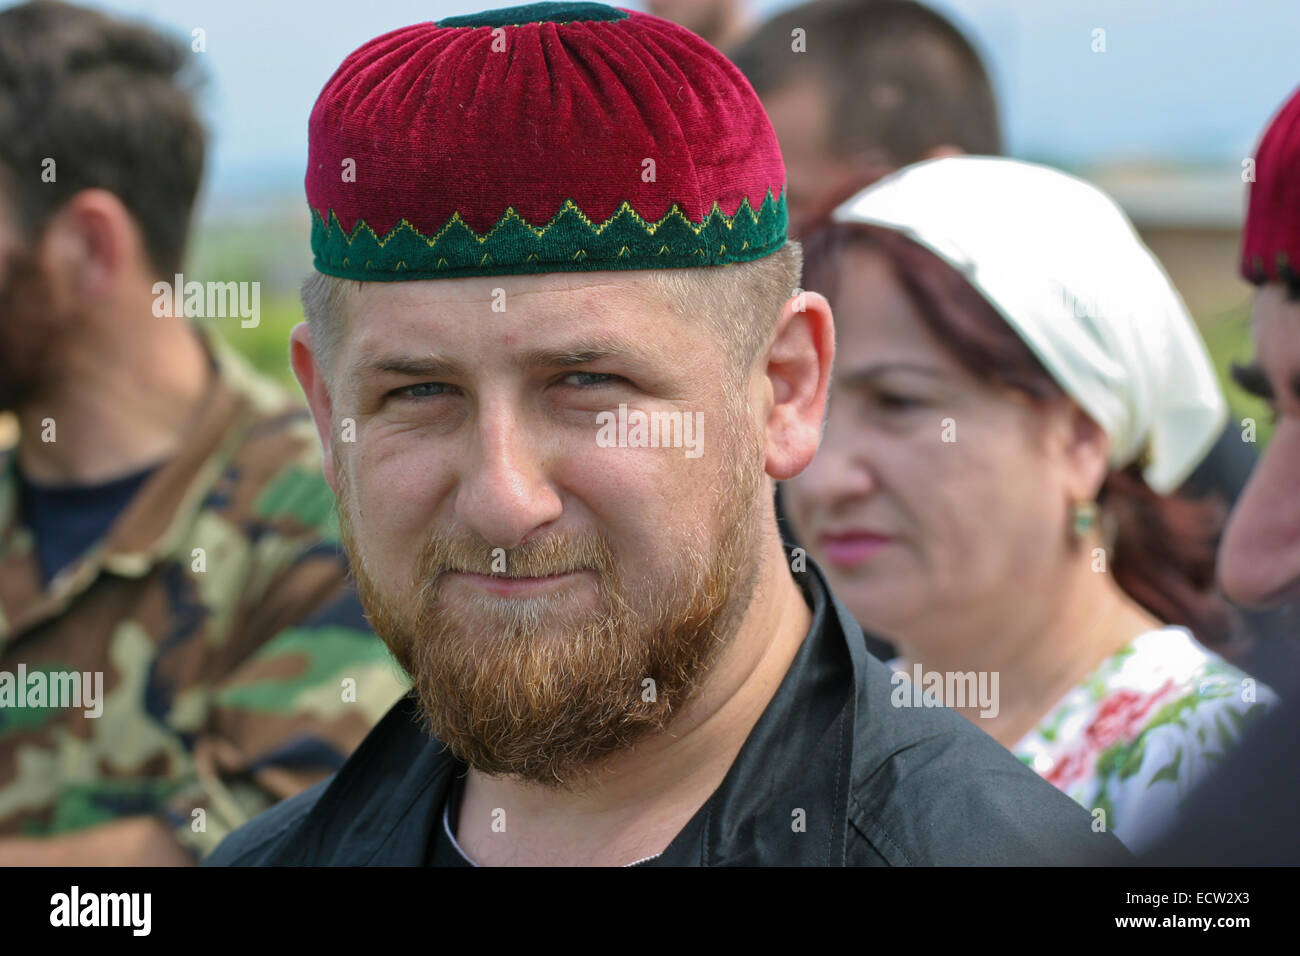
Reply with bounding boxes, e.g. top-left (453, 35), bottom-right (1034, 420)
top-left (208, 1), bottom-right (1130, 867)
